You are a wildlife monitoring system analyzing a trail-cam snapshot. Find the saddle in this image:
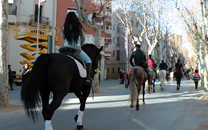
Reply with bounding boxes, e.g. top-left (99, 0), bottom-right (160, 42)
top-left (59, 46), bottom-right (87, 78)
top-left (59, 46), bottom-right (86, 69)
